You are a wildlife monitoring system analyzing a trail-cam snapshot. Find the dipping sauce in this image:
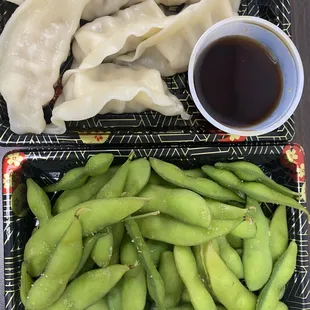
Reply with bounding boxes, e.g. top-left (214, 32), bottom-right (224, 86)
top-left (194, 36), bottom-right (283, 127)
